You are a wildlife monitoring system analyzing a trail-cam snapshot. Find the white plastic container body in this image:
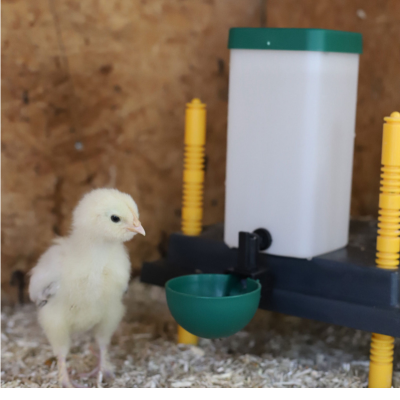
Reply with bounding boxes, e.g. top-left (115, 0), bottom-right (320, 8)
top-left (224, 49), bottom-right (360, 258)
